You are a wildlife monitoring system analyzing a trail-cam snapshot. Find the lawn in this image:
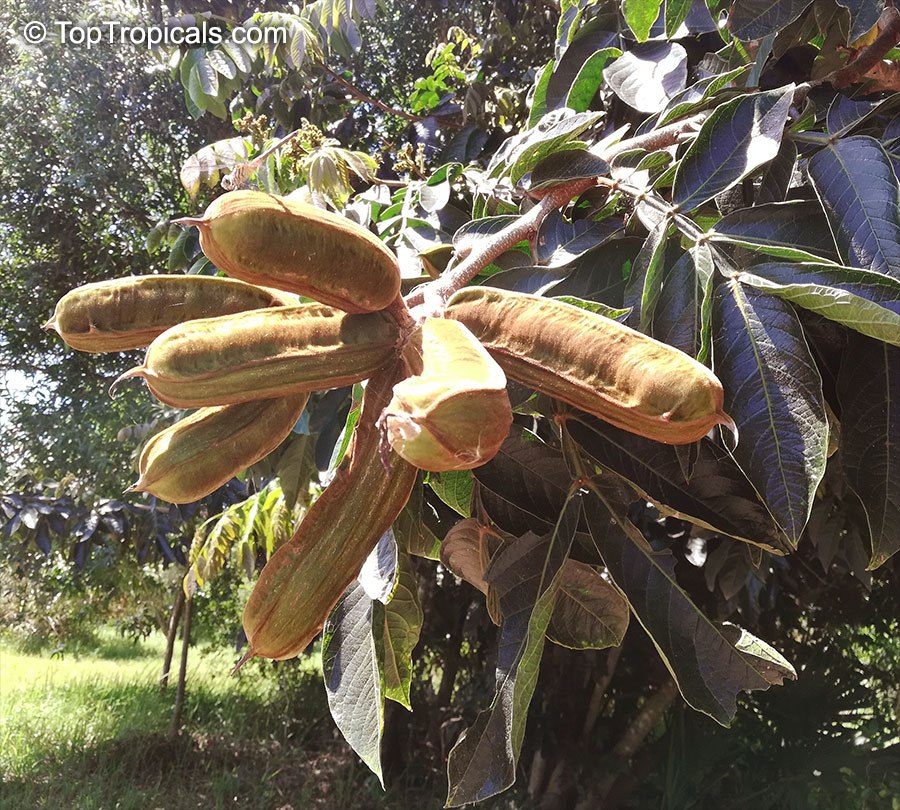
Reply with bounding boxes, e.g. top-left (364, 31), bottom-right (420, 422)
top-left (0, 628), bottom-right (424, 810)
